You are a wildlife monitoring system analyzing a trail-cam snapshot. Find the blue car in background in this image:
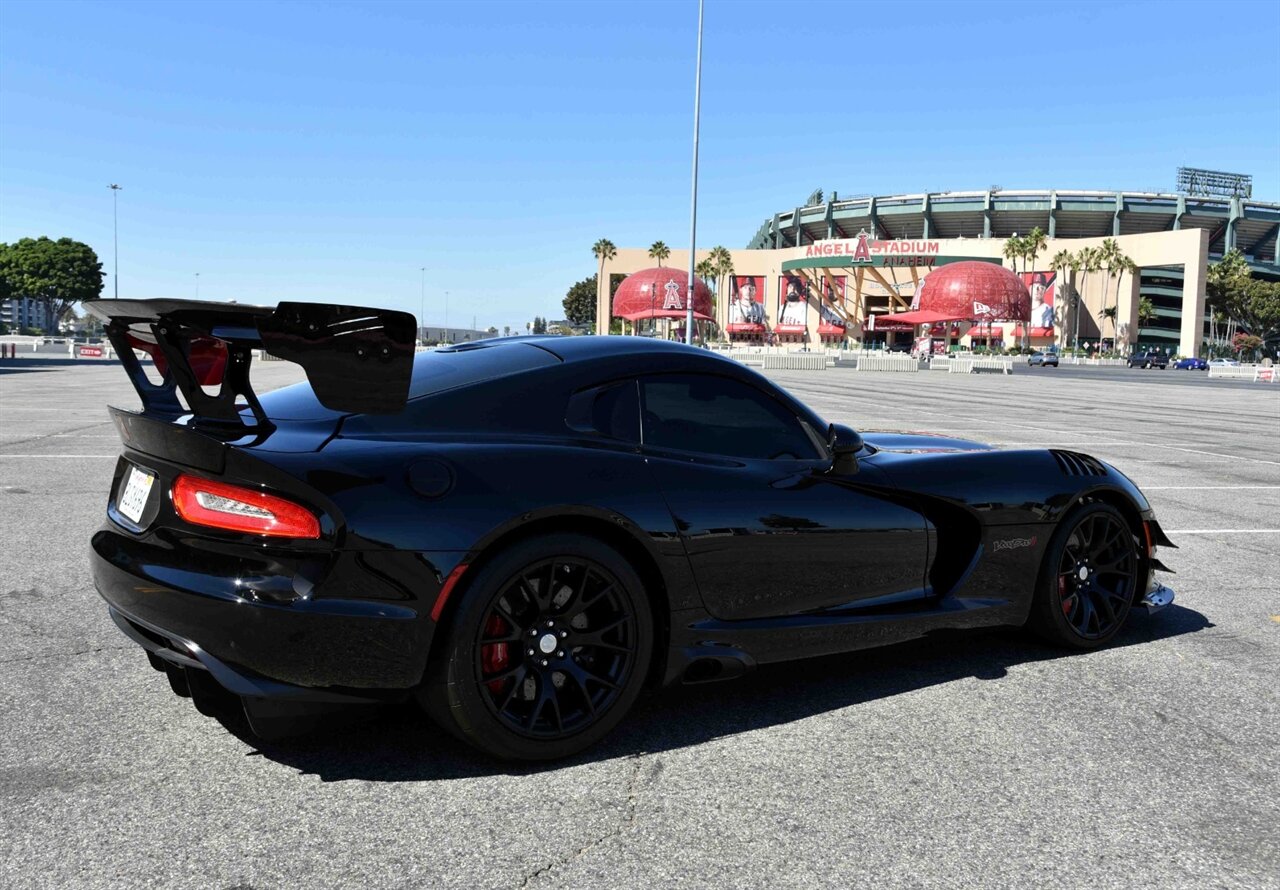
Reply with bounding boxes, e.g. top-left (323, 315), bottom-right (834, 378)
top-left (1174, 357), bottom-right (1208, 370)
